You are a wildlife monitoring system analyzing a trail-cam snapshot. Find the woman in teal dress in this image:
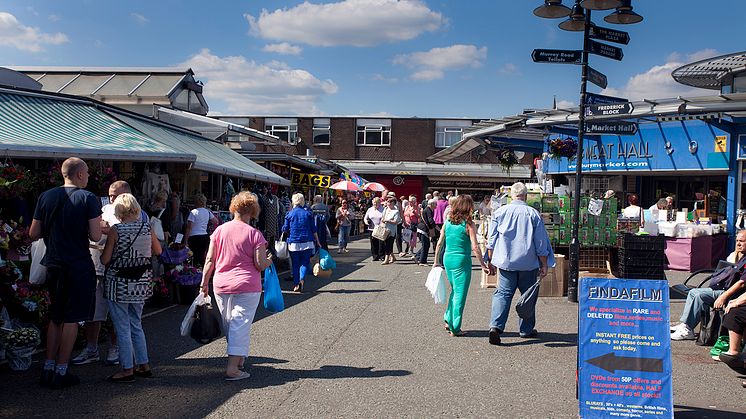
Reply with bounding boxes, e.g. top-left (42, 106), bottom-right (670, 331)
top-left (433, 195), bottom-right (490, 336)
